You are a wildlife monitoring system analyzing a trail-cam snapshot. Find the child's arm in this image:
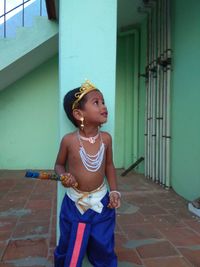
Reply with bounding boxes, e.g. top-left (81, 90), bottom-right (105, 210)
top-left (54, 135), bottom-right (78, 188)
top-left (105, 133), bottom-right (121, 209)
